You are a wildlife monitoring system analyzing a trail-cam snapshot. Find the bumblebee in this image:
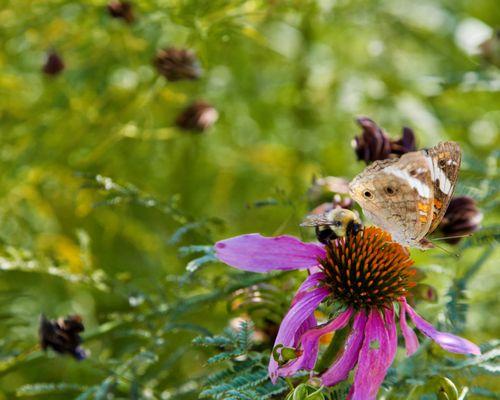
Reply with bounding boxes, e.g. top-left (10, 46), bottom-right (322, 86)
top-left (300, 208), bottom-right (363, 244)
